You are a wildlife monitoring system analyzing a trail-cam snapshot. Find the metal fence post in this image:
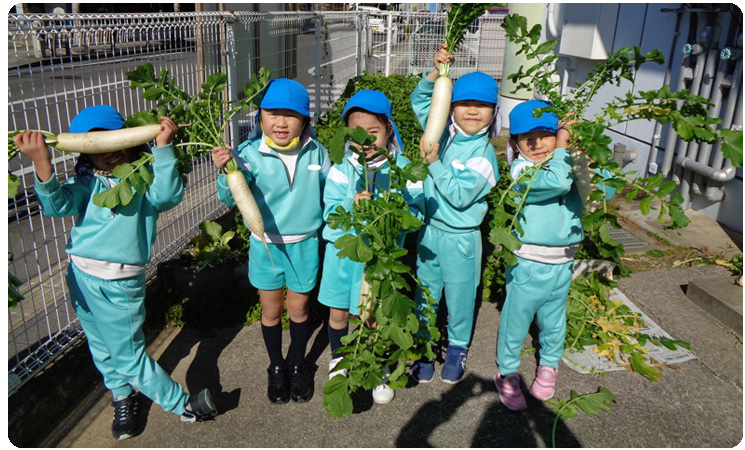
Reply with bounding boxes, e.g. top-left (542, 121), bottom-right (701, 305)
top-left (355, 14), bottom-right (362, 77)
top-left (225, 13), bottom-right (240, 147)
top-left (313, 12), bottom-right (322, 121)
top-left (385, 11), bottom-right (392, 76)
